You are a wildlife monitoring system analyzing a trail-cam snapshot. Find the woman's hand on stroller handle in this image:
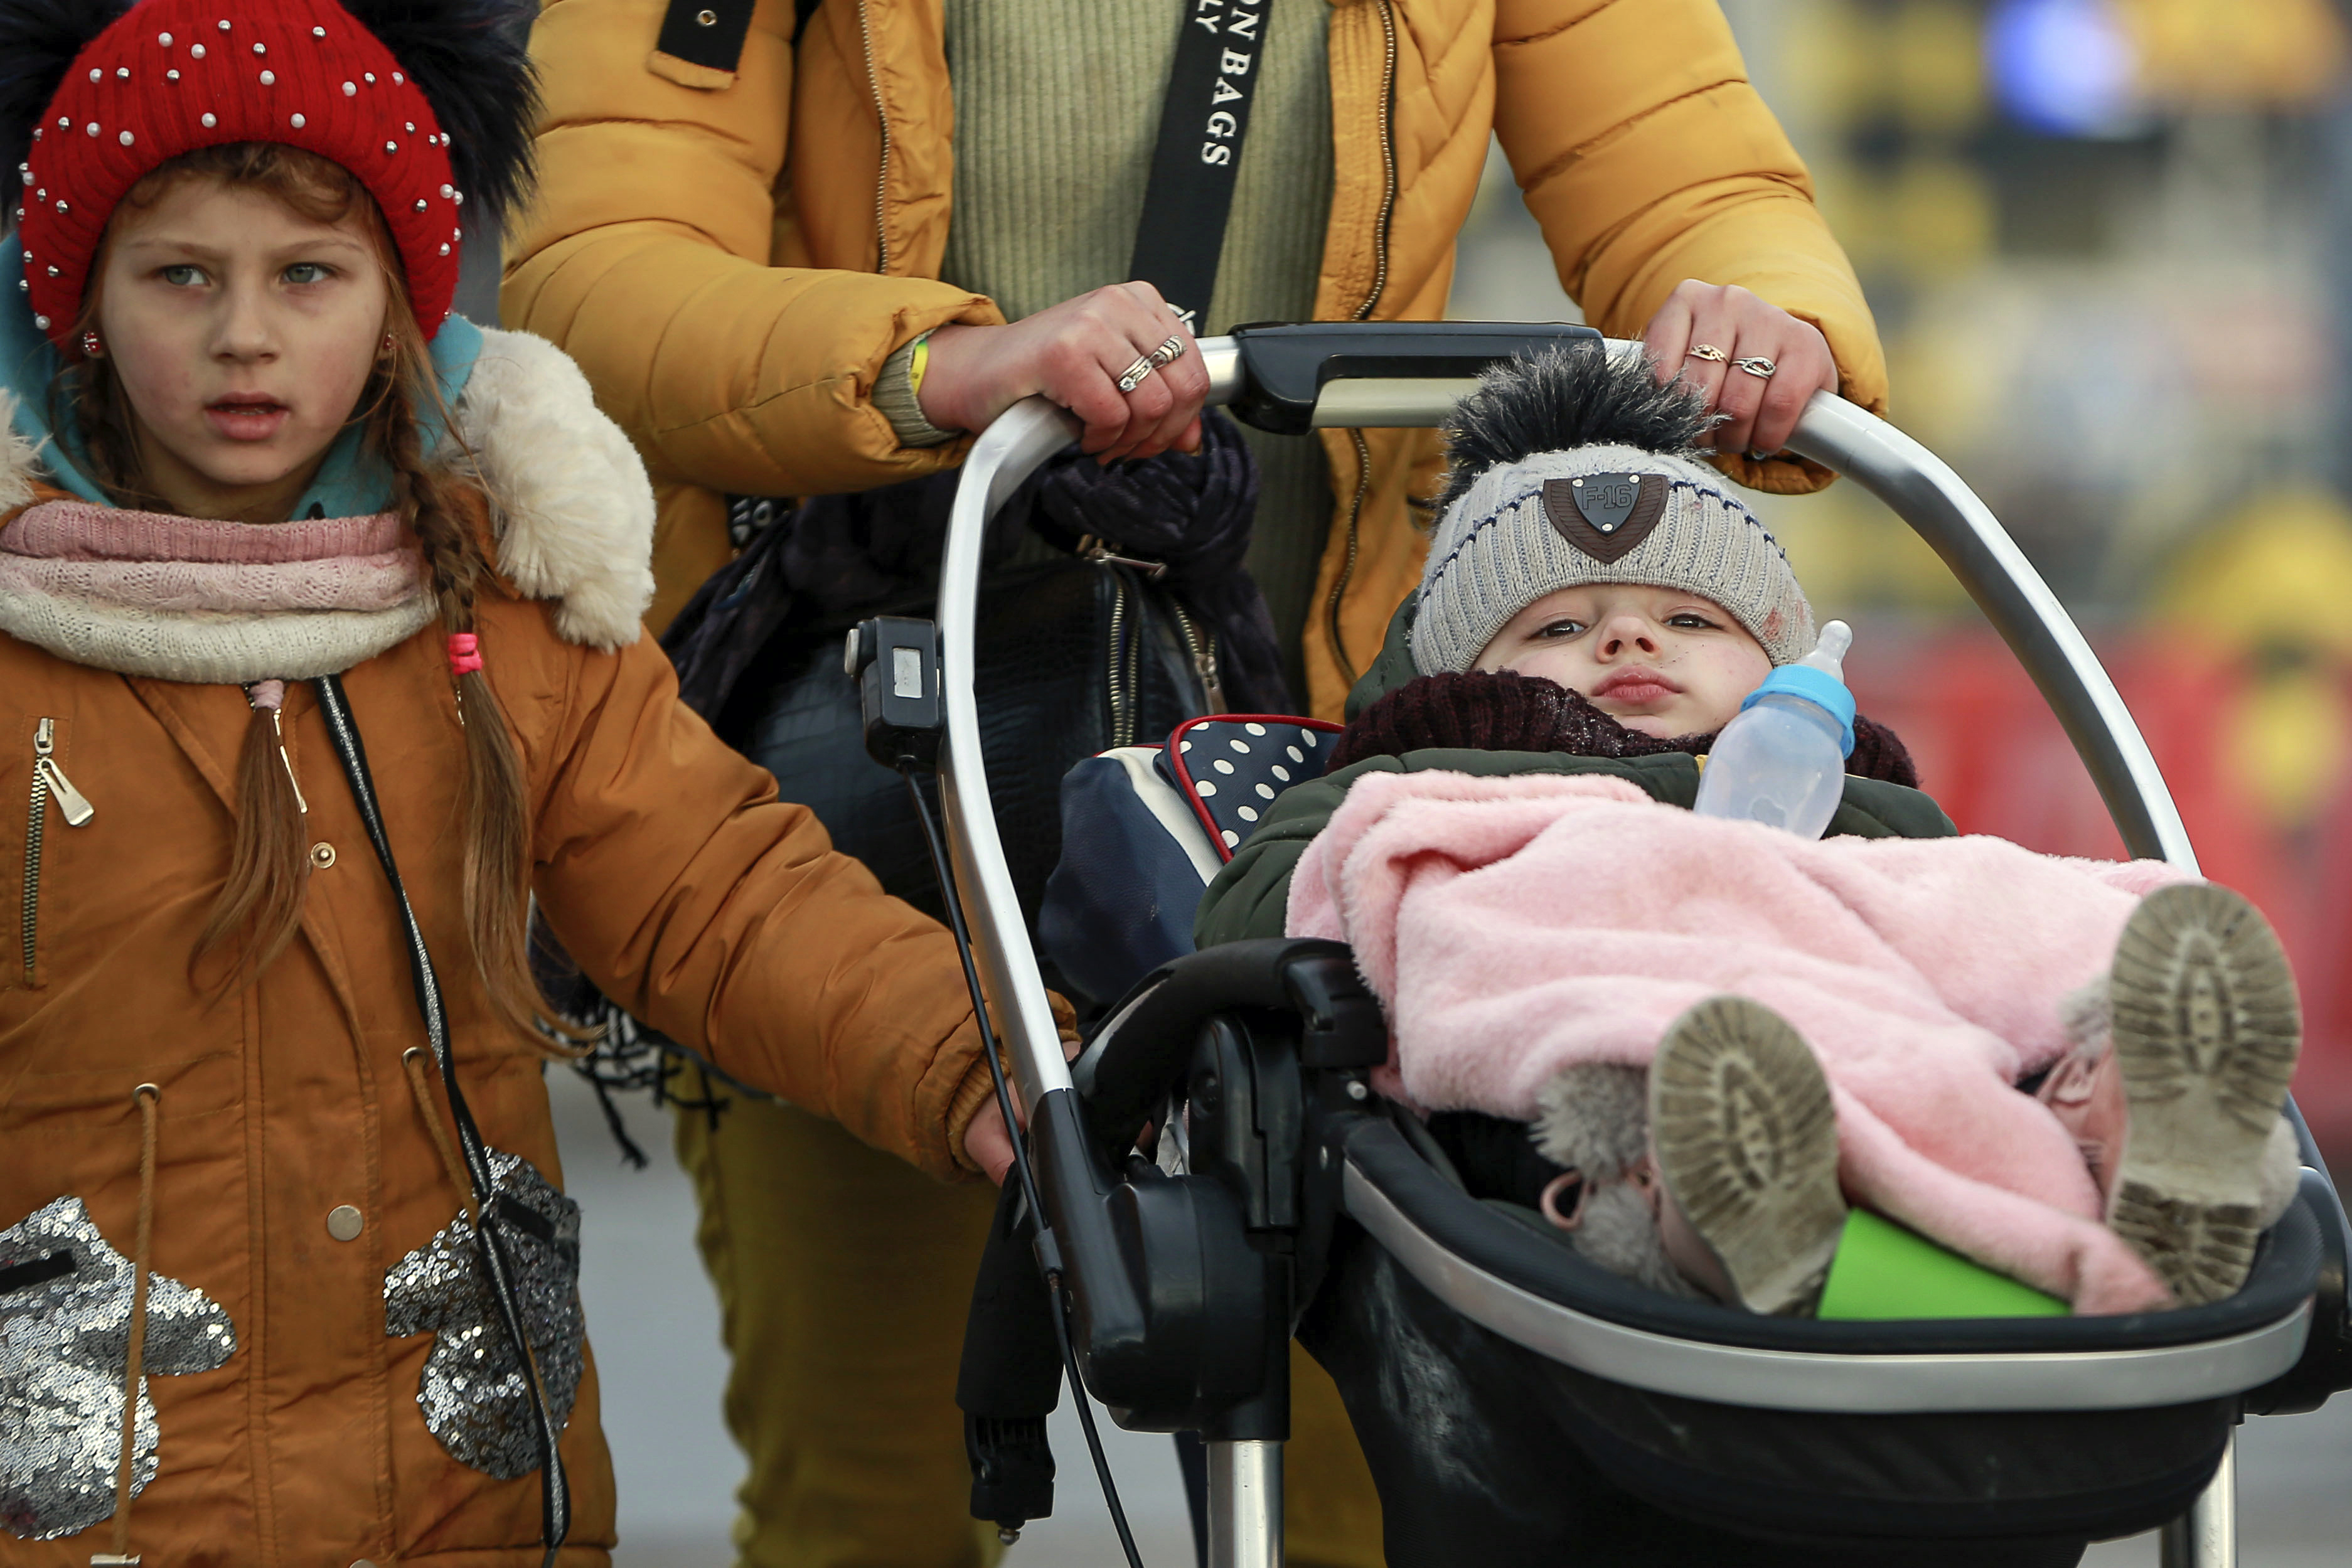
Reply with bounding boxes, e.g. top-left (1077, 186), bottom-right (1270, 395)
top-left (920, 282), bottom-right (1212, 466)
top-left (1641, 280), bottom-right (1838, 460)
